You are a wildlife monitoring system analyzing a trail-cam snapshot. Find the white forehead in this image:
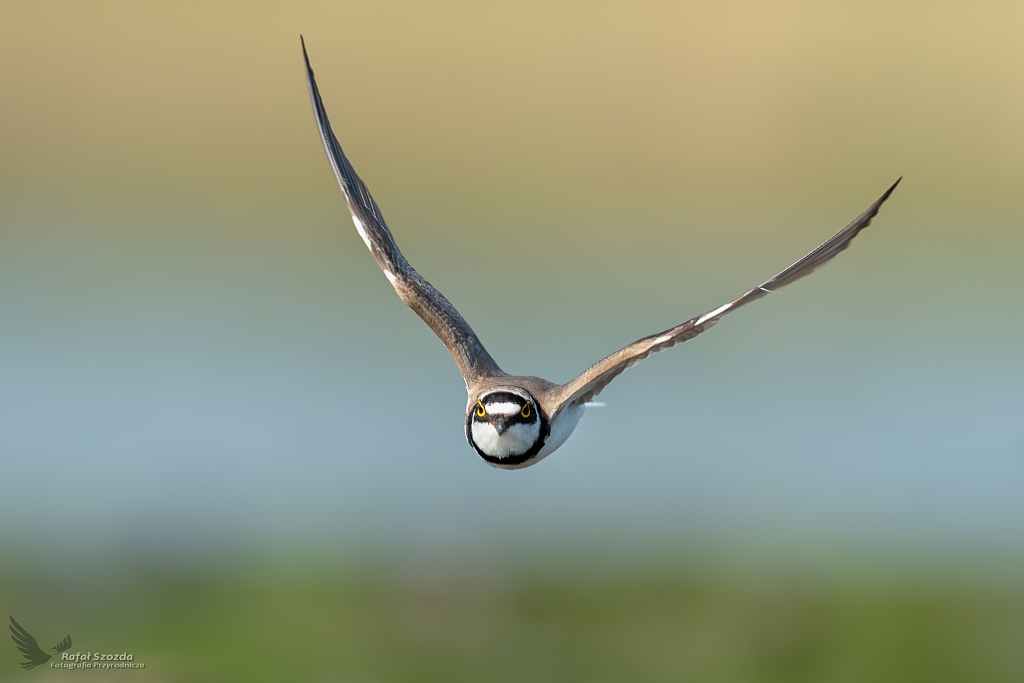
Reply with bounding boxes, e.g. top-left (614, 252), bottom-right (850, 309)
top-left (483, 401), bottom-right (522, 416)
